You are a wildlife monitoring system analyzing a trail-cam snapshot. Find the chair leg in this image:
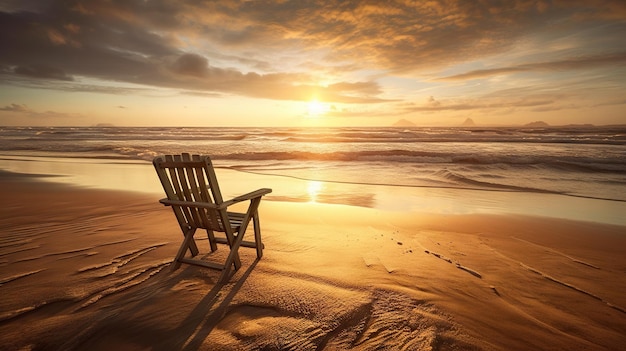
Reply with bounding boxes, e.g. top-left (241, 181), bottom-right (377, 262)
top-left (172, 227), bottom-right (197, 271)
top-left (205, 229), bottom-right (218, 251)
top-left (218, 262), bottom-right (232, 283)
top-left (219, 228), bottom-right (247, 283)
top-left (229, 232), bottom-right (242, 271)
top-left (220, 210), bottom-right (242, 270)
top-left (188, 238), bottom-right (199, 257)
top-left (179, 224), bottom-right (199, 256)
top-left (253, 212), bottom-right (263, 259)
